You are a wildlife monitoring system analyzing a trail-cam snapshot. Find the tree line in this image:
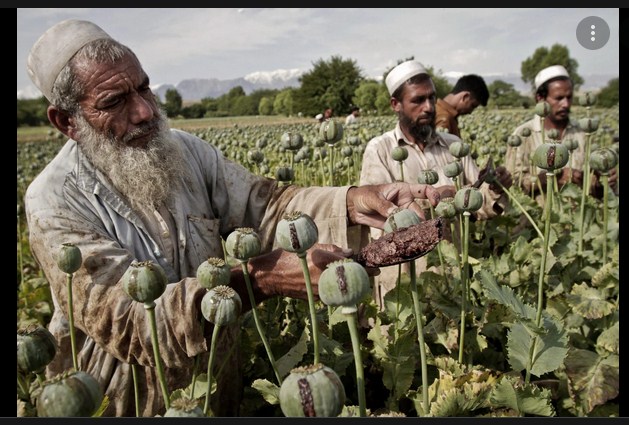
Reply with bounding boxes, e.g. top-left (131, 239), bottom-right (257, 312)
top-left (17, 44), bottom-right (619, 128)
